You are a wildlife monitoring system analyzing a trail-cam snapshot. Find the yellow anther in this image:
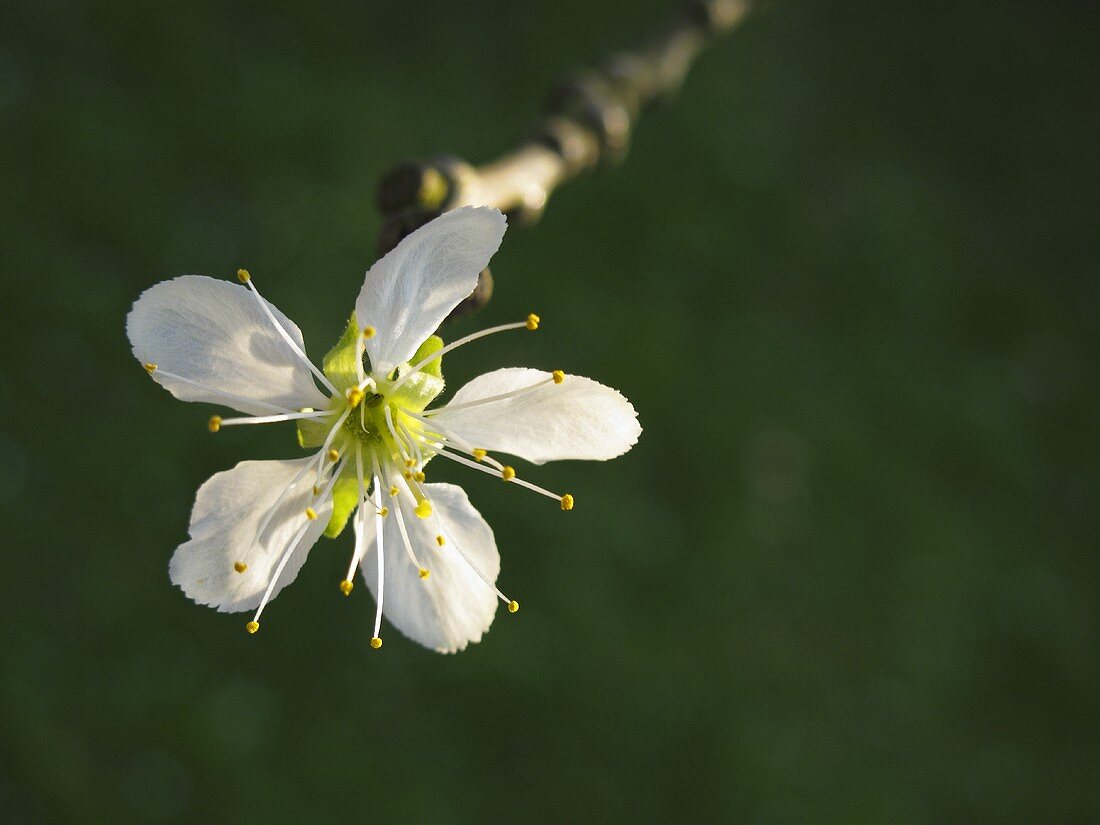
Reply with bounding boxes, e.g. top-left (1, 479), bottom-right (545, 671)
top-left (370, 637), bottom-right (383, 649)
top-left (560, 493), bottom-right (574, 511)
top-left (418, 568), bottom-right (430, 580)
top-left (472, 448), bottom-right (487, 462)
top-left (405, 458), bottom-right (416, 468)
top-left (312, 485), bottom-right (321, 496)
top-left (362, 326), bottom-right (376, 339)
top-left (436, 535), bottom-right (446, 547)
top-left (415, 499), bottom-right (432, 519)
top-left (507, 600), bottom-right (520, 614)
top-left (233, 561), bottom-right (248, 573)
top-left (379, 506), bottom-right (389, 517)
top-left (414, 471), bottom-right (426, 483)
top-left (245, 620), bottom-right (260, 634)
top-left (327, 449), bottom-right (339, 462)
top-left (525, 313), bottom-right (540, 331)
top-left (552, 370), bottom-right (565, 384)
top-left (143, 362), bottom-right (157, 374)
top-left (339, 579), bottom-right (354, 596)
top-left (305, 507), bottom-right (318, 521)
top-left (207, 415), bottom-right (222, 433)
top-left (389, 485), bottom-right (399, 497)
top-left (236, 268), bottom-right (251, 283)
top-left (346, 387), bottom-right (364, 407)
top-left (501, 466), bottom-right (516, 481)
